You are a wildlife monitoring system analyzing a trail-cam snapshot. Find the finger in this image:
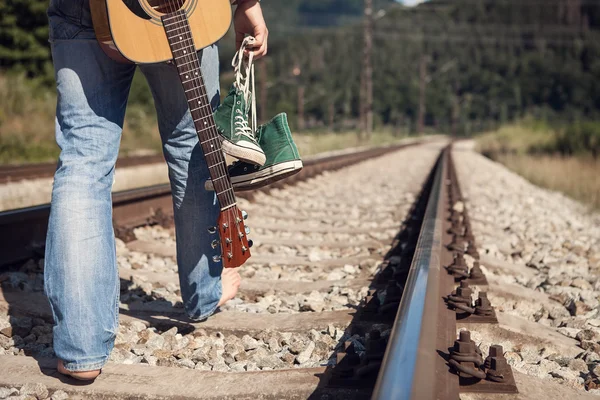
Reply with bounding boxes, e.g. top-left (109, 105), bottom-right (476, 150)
top-left (252, 43), bottom-right (267, 59)
top-left (247, 31), bottom-right (268, 58)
